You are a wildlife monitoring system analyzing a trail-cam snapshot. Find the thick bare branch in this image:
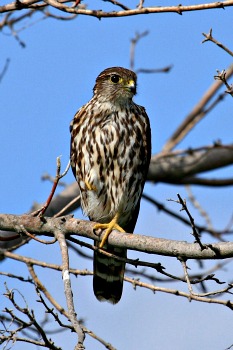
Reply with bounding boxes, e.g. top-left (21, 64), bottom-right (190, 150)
top-left (148, 144), bottom-right (233, 183)
top-left (1, 214), bottom-right (233, 259)
top-left (0, 143), bottom-right (232, 252)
